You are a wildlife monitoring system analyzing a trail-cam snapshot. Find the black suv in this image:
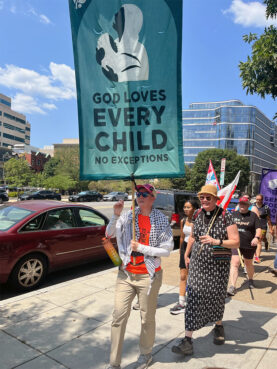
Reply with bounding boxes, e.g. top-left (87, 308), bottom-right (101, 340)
top-left (69, 191), bottom-right (103, 202)
top-left (153, 189), bottom-right (199, 242)
top-left (19, 190), bottom-right (61, 201)
top-left (0, 188), bottom-right (9, 204)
